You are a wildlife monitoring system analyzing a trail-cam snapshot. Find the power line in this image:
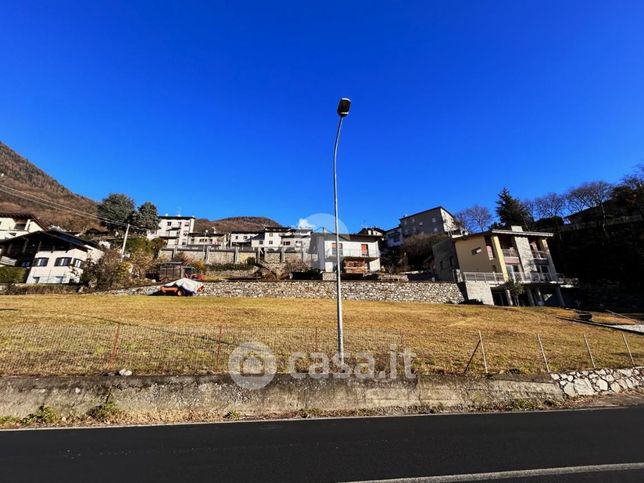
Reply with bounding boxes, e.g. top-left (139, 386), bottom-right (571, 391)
top-left (0, 181), bottom-right (149, 231)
